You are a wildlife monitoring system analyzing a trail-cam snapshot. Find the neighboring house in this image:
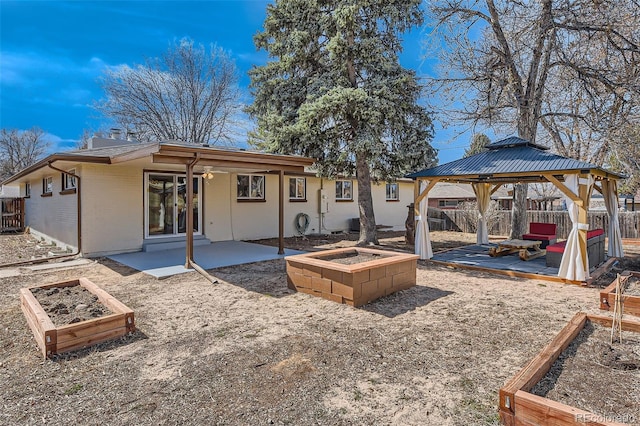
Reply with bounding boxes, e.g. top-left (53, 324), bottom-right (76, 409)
top-left (590, 192), bottom-right (636, 212)
top-left (1, 135), bottom-right (414, 257)
top-left (621, 190), bottom-right (640, 212)
top-left (427, 182), bottom-right (511, 210)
